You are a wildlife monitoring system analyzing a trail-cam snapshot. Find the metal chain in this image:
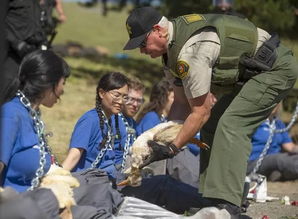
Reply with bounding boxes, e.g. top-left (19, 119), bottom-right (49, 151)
top-left (250, 101), bottom-right (298, 178)
top-left (16, 90), bottom-right (55, 190)
top-left (90, 109), bottom-right (113, 169)
top-left (160, 114), bottom-right (167, 123)
top-left (119, 113), bottom-right (136, 171)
